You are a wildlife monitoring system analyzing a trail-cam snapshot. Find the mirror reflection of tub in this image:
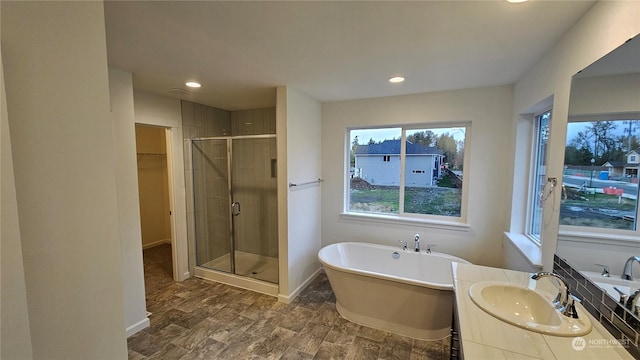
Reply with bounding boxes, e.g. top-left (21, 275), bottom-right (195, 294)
top-left (318, 241), bottom-right (470, 340)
